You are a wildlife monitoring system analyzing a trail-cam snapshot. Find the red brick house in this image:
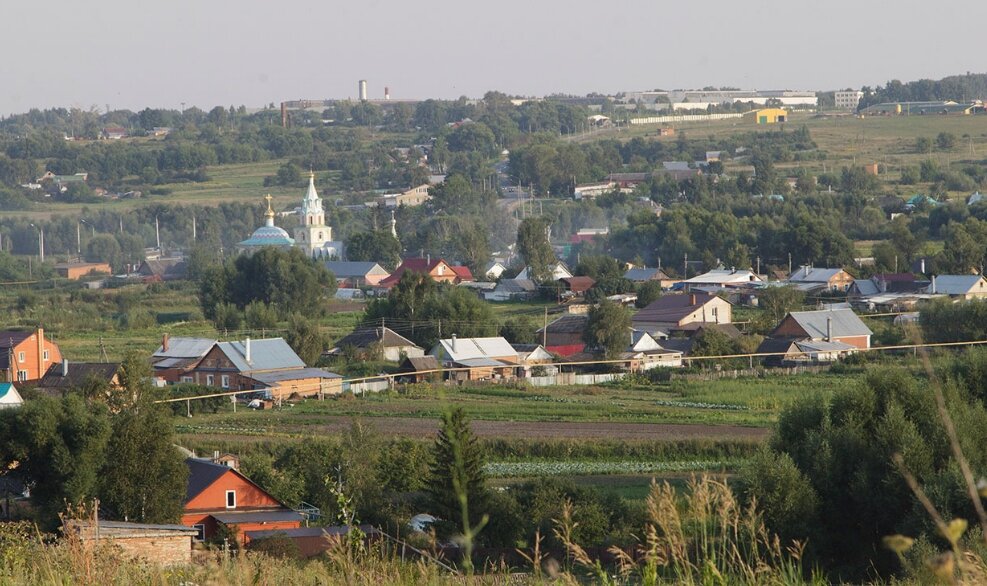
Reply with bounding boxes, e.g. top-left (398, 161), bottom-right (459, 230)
top-left (181, 458), bottom-right (304, 543)
top-left (377, 257), bottom-right (469, 288)
top-left (0, 328), bottom-right (62, 383)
